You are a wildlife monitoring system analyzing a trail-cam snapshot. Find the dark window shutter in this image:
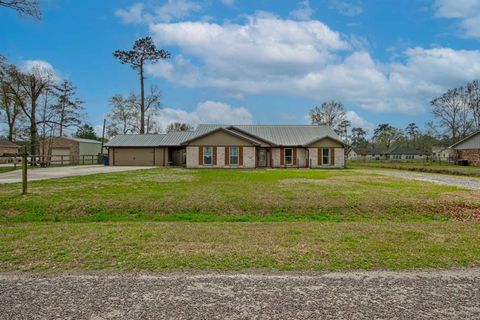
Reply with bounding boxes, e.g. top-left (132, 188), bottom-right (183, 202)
top-left (330, 148), bottom-right (335, 165)
top-left (317, 148), bottom-right (321, 166)
top-left (225, 146), bottom-right (229, 165)
top-left (239, 146), bottom-right (243, 166)
top-left (280, 147), bottom-right (285, 166)
top-left (293, 147), bottom-right (297, 165)
top-left (213, 146), bottom-right (217, 165)
top-left (199, 147), bottom-right (203, 165)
